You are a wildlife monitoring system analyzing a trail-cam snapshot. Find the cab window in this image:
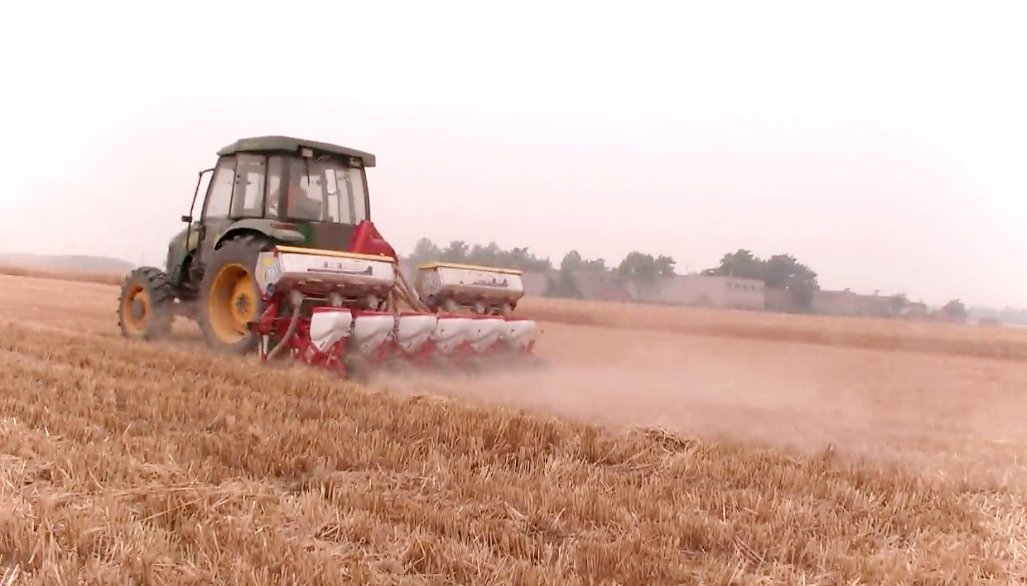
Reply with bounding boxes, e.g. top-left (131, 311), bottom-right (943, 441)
top-left (203, 156), bottom-right (236, 219)
top-left (230, 154), bottom-right (266, 218)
